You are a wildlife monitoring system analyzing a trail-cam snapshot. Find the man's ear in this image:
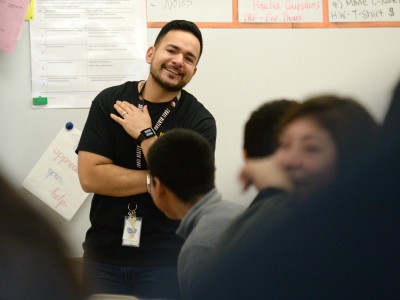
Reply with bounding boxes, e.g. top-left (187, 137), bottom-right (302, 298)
top-left (146, 46), bottom-right (155, 64)
top-left (152, 177), bottom-right (168, 197)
